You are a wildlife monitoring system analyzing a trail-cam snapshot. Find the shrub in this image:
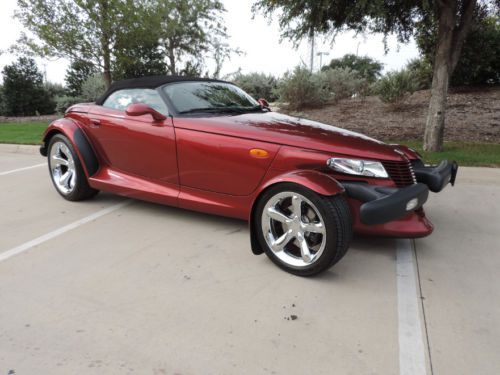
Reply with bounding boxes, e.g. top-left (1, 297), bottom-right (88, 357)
top-left (276, 67), bottom-right (328, 110)
top-left (406, 58), bottom-right (433, 90)
top-left (232, 72), bottom-right (279, 101)
top-left (374, 69), bottom-right (420, 103)
top-left (0, 86), bottom-right (5, 116)
top-left (320, 67), bottom-right (369, 101)
top-left (55, 95), bottom-right (86, 113)
top-left (322, 54), bottom-right (383, 82)
top-left (81, 74), bottom-right (106, 102)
